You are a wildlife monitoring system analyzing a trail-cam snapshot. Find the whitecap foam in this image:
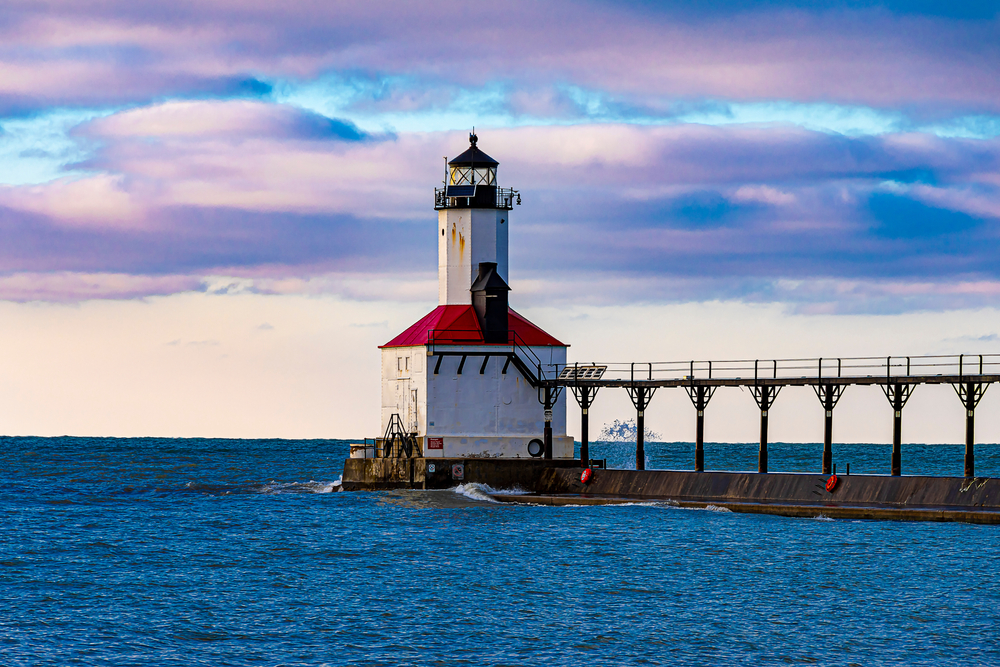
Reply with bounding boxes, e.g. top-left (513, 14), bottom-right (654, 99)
top-left (703, 504), bottom-right (733, 513)
top-left (259, 479), bottom-right (342, 494)
top-left (813, 514), bottom-right (834, 521)
top-left (487, 485), bottom-right (528, 496)
top-left (452, 483), bottom-right (503, 503)
top-left (560, 501), bottom-right (668, 508)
